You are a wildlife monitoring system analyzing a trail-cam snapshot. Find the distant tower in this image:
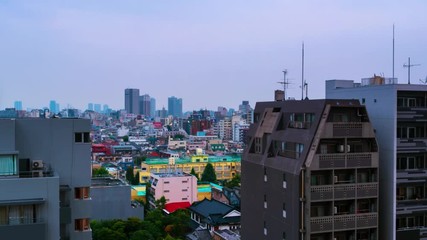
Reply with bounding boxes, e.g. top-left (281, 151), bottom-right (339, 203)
top-left (49, 100), bottom-right (57, 114)
top-left (124, 88), bottom-right (140, 114)
top-left (14, 101), bottom-right (23, 111)
top-left (168, 96), bottom-right (183, 118)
